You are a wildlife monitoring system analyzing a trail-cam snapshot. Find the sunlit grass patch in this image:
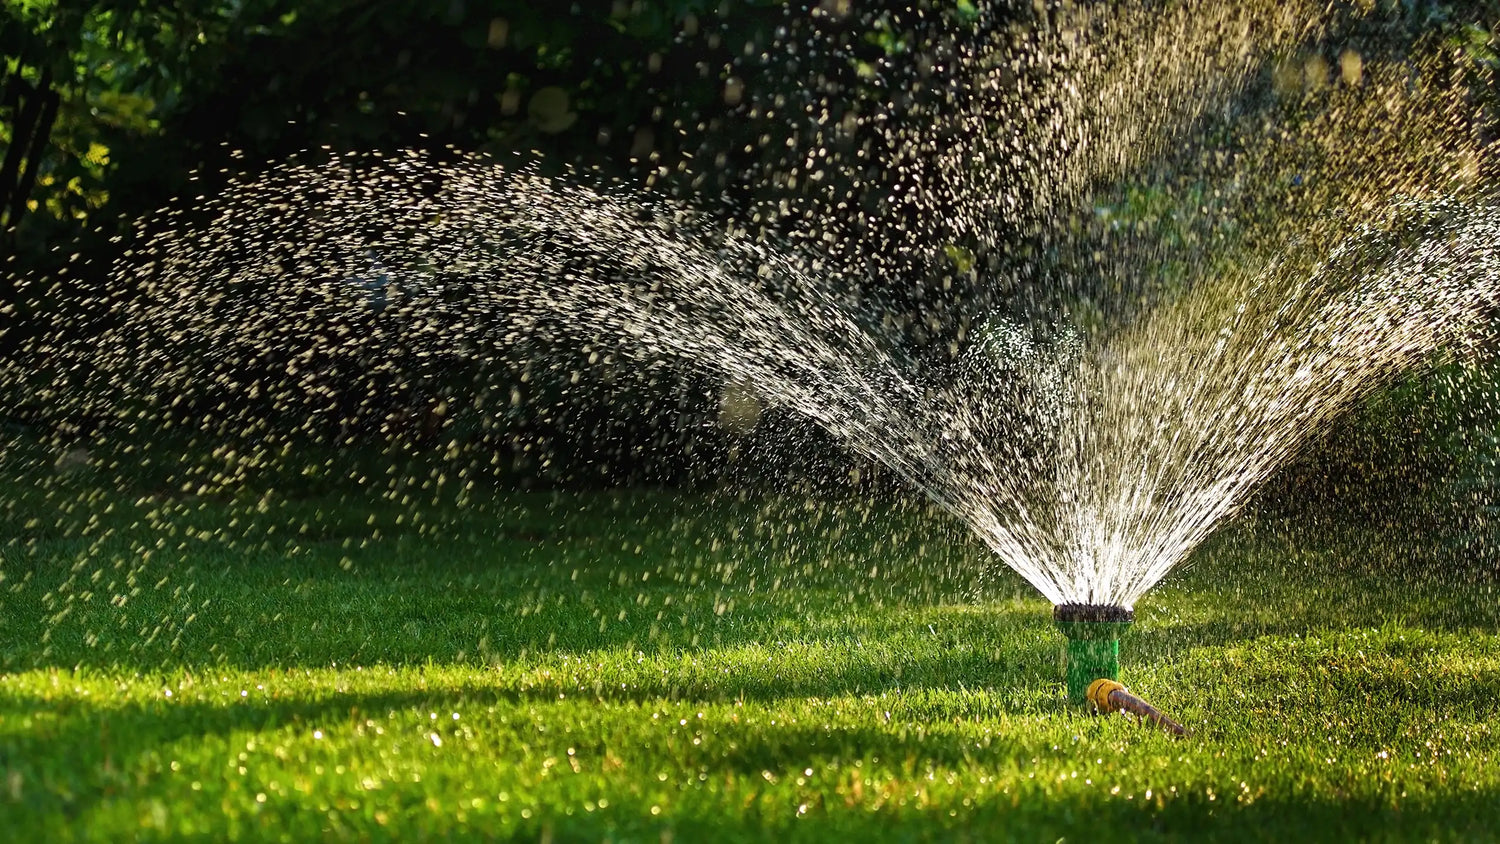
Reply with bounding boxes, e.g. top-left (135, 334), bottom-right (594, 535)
top-left (2, 484), bottom-right (1498, 841)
